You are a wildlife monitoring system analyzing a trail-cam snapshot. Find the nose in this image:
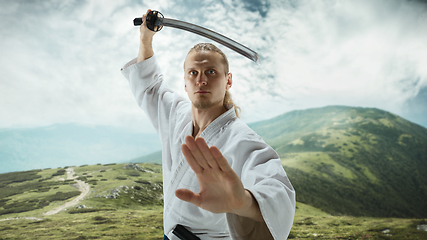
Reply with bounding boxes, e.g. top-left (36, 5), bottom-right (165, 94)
top-left (196, 73), bottom-right (207, 86)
